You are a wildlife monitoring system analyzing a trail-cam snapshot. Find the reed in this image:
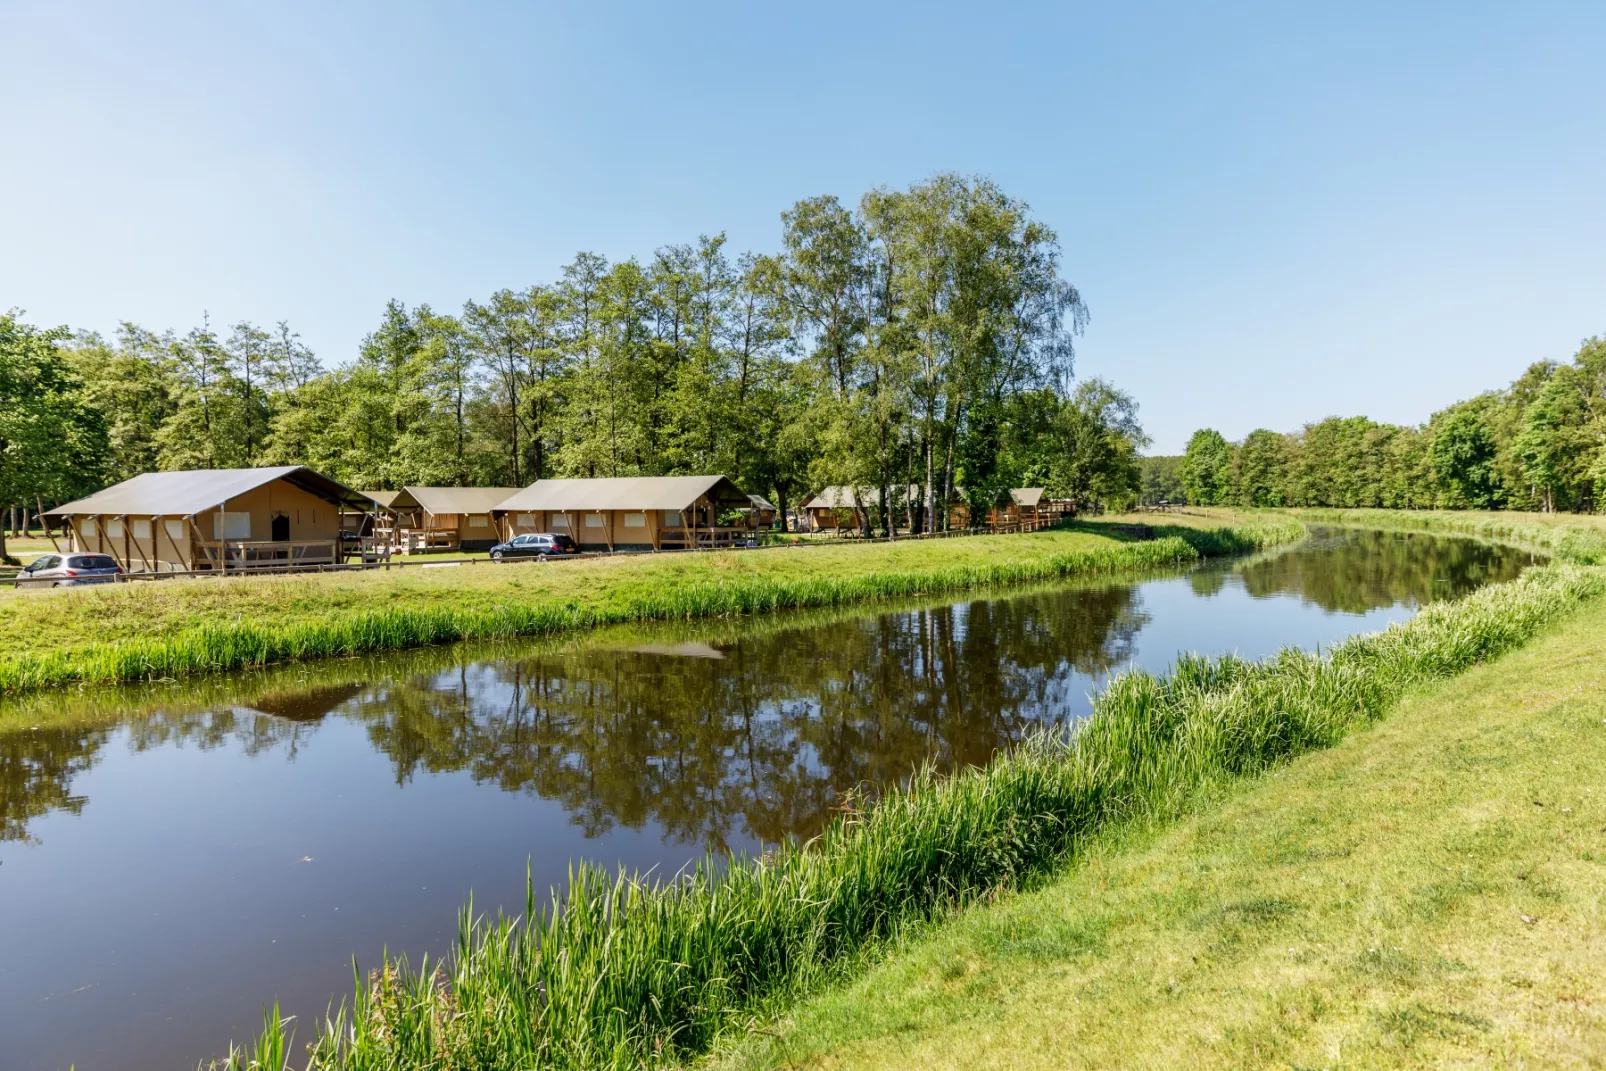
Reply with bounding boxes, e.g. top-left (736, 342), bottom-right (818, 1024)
top-left (207, 555), bottom-right (1602, 1071)
top-left (3, 519), bottom-right (1303, 696)
top-left (1284, 507), bottom-right (1606, 565)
